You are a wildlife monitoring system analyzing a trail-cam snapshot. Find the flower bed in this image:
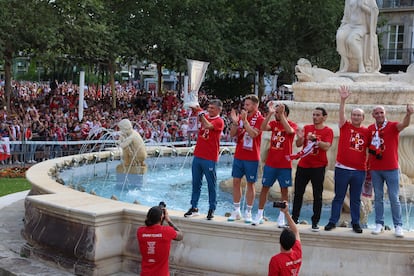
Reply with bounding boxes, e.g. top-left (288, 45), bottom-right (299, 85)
top-left (0, 167), bottom-right (29, 178)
